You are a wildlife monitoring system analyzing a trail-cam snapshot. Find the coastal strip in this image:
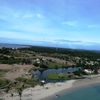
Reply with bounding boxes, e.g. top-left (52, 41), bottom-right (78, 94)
top-left (3, 76), bottom-right (100, 100)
